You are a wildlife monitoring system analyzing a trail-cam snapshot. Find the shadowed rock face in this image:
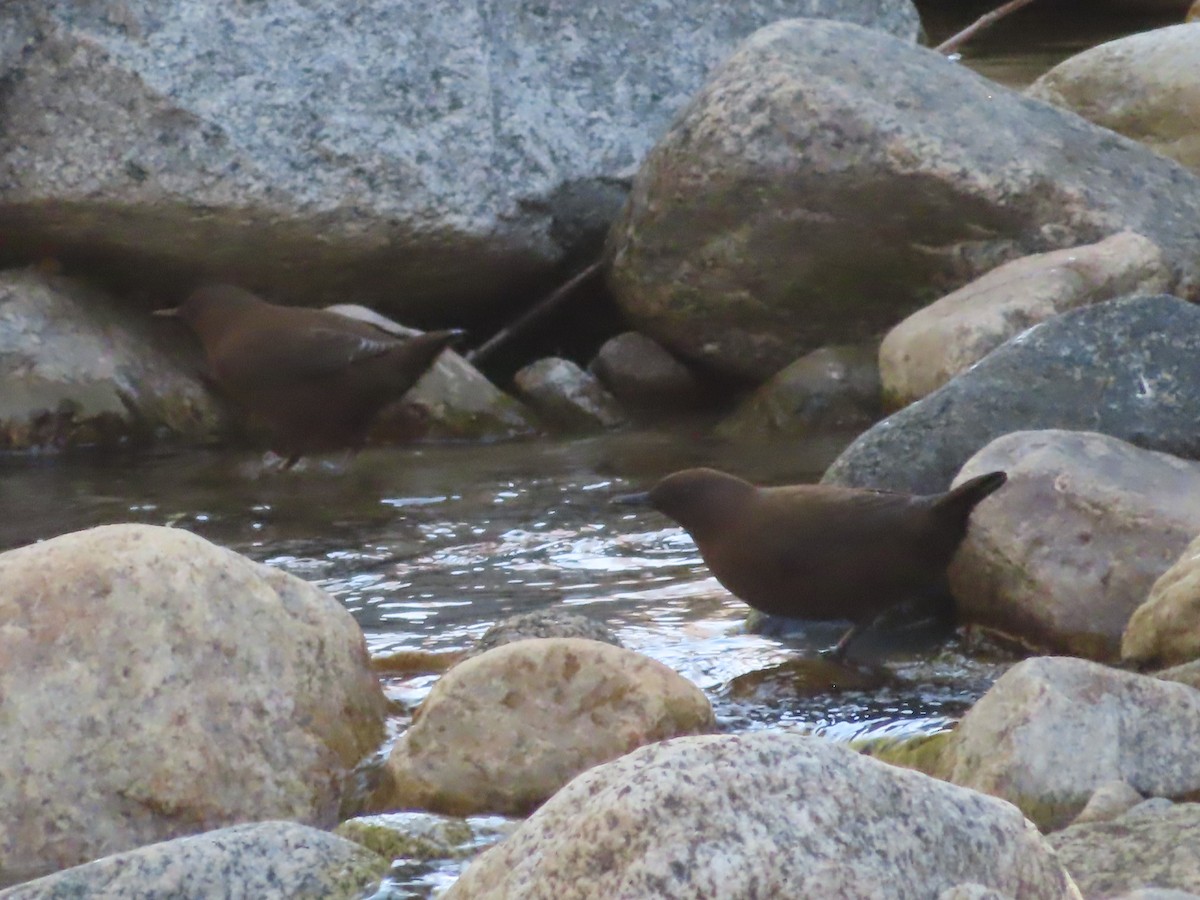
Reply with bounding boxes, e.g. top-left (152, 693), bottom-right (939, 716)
top-left (0, 1), bottom-right (918, 318)
top-left (608, 19), bottom-right (1200, 379)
